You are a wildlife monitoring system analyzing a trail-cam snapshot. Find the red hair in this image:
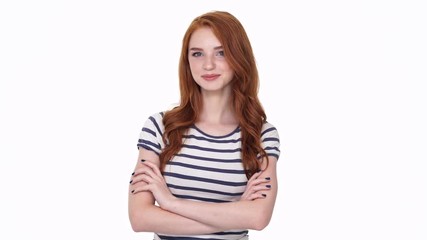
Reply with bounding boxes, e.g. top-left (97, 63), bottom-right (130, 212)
top-left (160, 11), bottom-right (268, 179)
